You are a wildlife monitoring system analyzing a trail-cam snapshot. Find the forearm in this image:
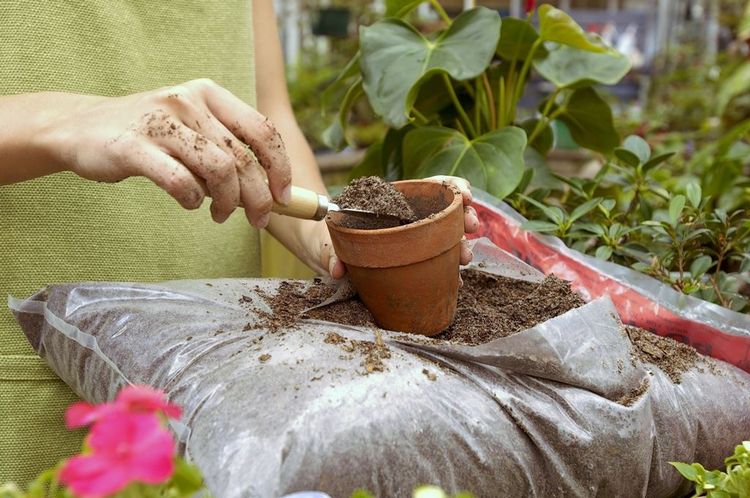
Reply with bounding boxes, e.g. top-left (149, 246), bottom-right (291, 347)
top-left (264, 108), bottom-right (329, 273)
top-left (0, 92), bottom-right (74, 185)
